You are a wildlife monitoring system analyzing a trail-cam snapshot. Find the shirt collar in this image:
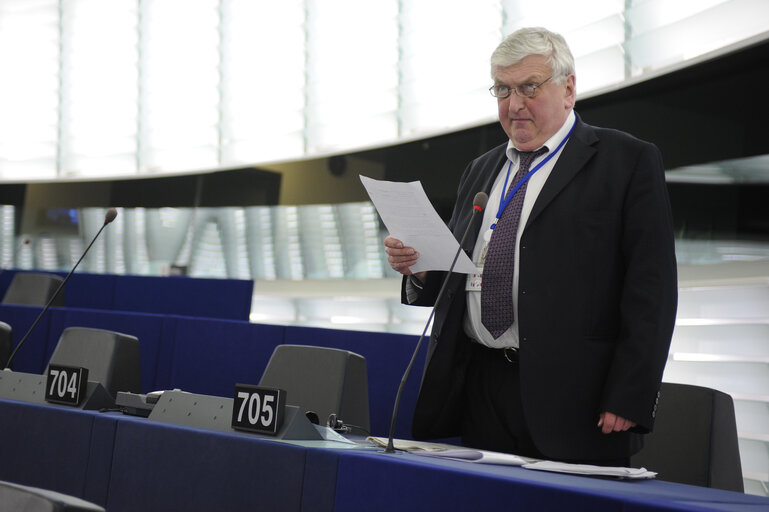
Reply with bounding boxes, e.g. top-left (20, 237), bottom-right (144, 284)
top-left (506, 109), bottom-right (576, 162)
